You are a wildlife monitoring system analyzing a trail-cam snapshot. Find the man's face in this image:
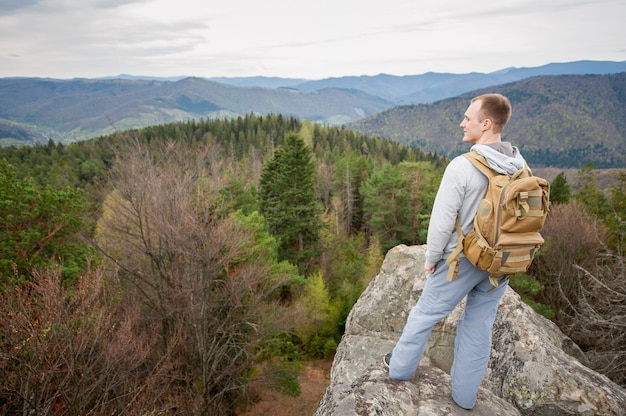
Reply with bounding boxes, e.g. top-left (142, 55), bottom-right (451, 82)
top-left (460, 100), bottom-right (486, 144)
